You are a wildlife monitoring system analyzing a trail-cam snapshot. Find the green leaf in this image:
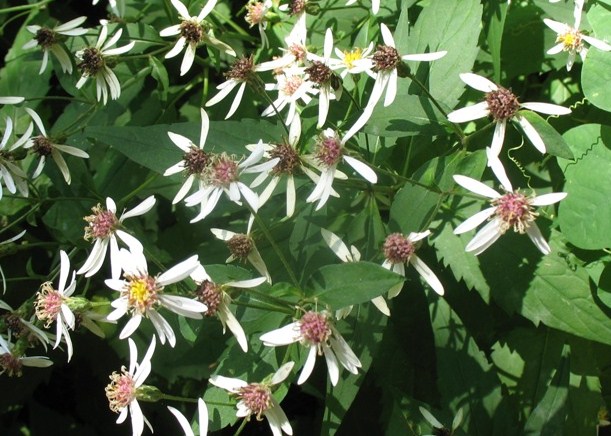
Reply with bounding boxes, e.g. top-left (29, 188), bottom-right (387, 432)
top-left (582, 49), bottom-right (611, 113)
top-left (524, 344), bottom-right (570, 435)
top-left (305, 261), bottom-right (404, 309)
top-left (481, 229), bottom-right (611, 346)
top-left (484, 0), bottom-right (509, 83)
top-left (518, 110), bottom-right (574, 160)
top-left (407, 0), bottom-right (483, 109)
top-left (558, 124), bottom-right (611, 249)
